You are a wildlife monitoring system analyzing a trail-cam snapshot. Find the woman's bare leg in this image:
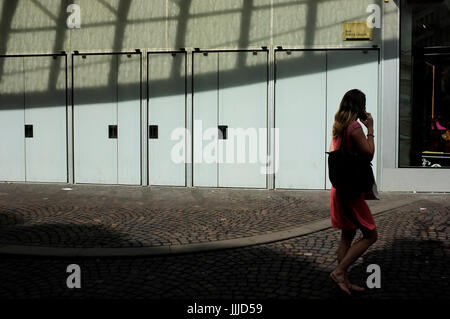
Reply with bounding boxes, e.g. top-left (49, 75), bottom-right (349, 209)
top-left (332, 227), bottom-right (378, 288)
top-left (330, 229), bottom-right (356, 294)
top-left (337, 229), bottom-right (356, 263)
top-left (335, 229), bottom-right (365, 291)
